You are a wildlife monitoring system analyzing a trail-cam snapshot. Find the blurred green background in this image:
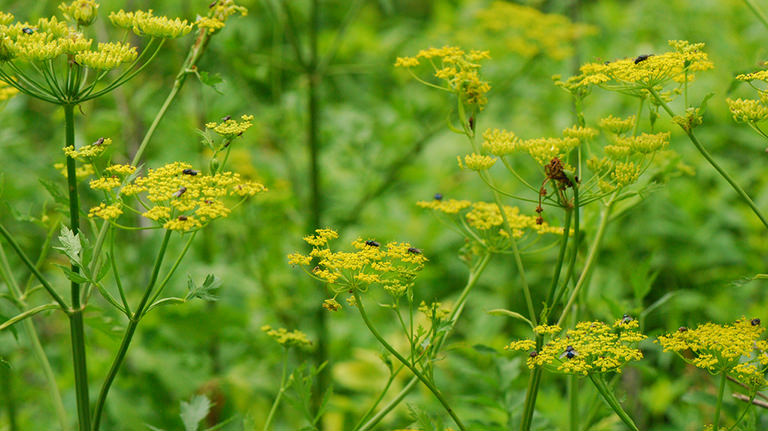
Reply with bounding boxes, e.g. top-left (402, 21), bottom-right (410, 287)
top-left (1, 0), bottom-right (768, 430)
